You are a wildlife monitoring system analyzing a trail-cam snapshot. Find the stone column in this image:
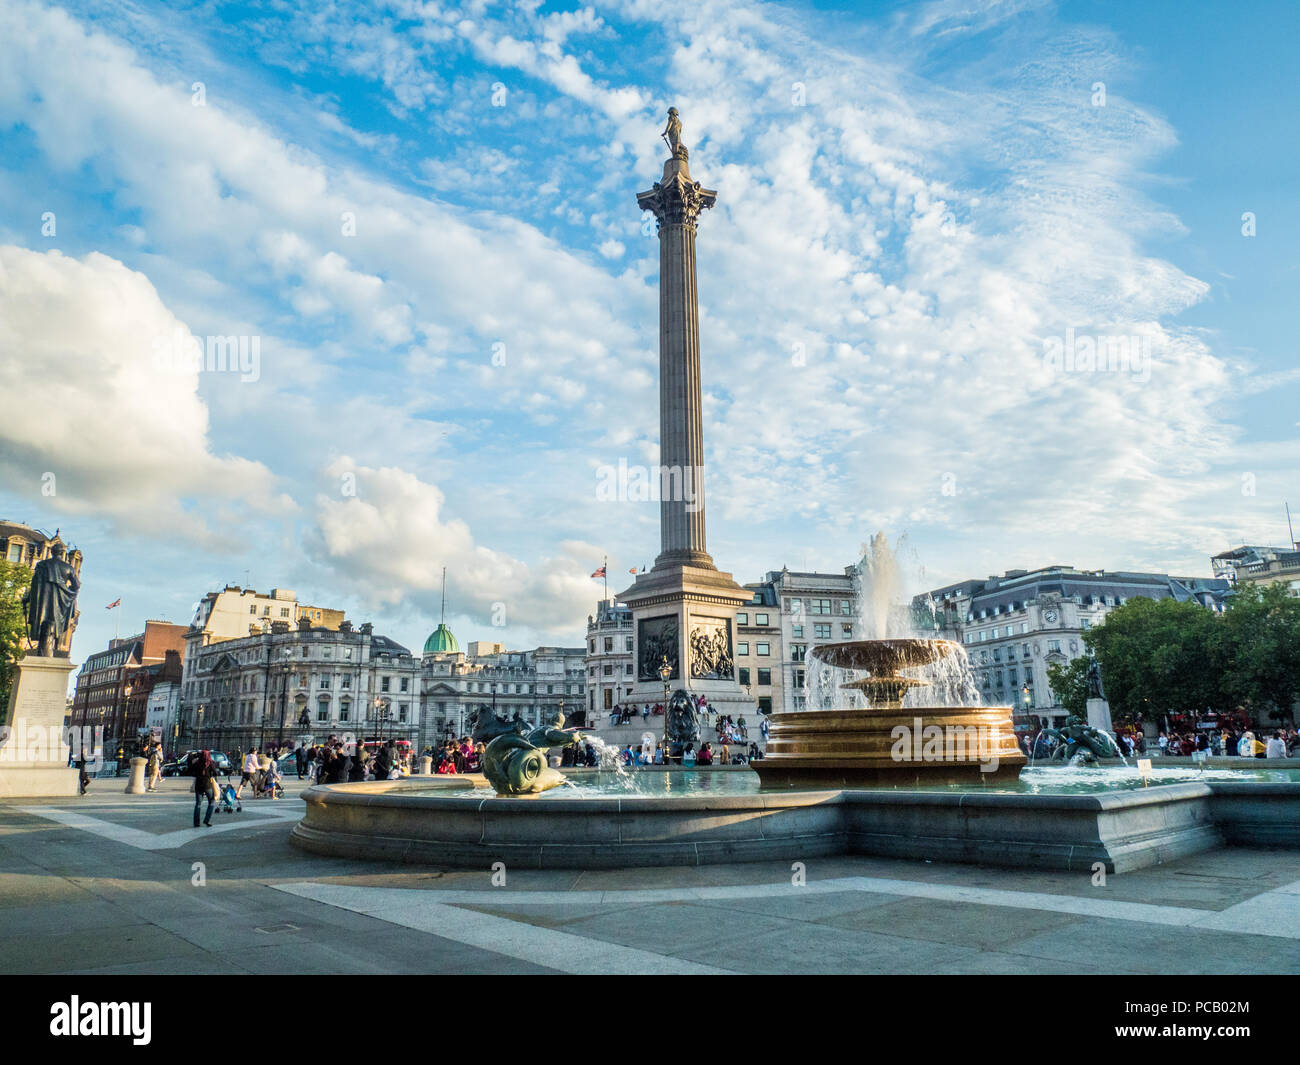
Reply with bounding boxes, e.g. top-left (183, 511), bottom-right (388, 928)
top-left (638, 147), bottom-right (717, 570)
